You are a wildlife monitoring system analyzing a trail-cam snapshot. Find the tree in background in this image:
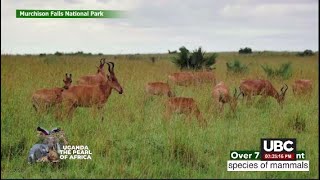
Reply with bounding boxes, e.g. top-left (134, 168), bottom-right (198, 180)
top-left (239, 47), bottom-right (252, 54)
top-left (172, 46), bottom-right (217, 70)
top-left (297, 49), bottom-right (314, 56)
top-left (54, 51), bottom-right (63, 56)
top-left (168, 50), bottom-right (178, 54)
